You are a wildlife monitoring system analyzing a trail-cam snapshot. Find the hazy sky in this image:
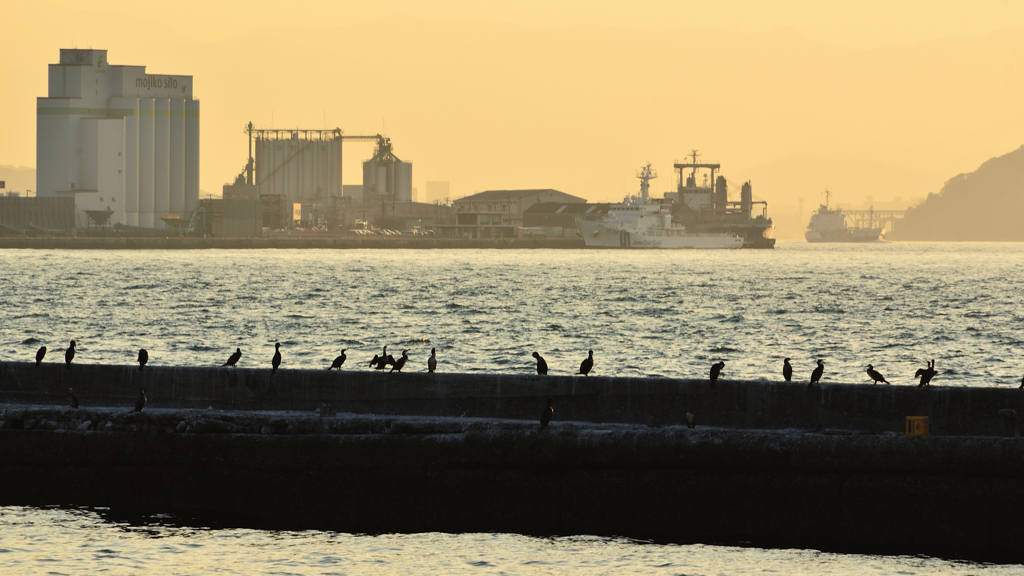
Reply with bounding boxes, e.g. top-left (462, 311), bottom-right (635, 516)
top-left (3, 0), bottom-right (1022, 221)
